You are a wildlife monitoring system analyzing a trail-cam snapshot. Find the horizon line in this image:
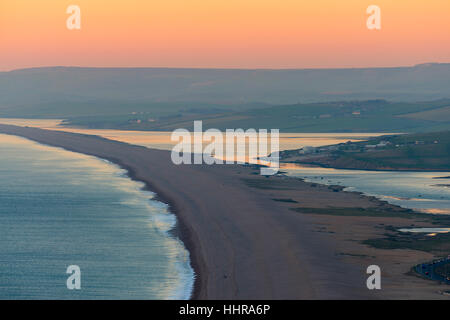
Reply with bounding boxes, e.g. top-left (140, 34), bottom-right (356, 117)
top-left (3, 62), bottom-right (450, 73)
